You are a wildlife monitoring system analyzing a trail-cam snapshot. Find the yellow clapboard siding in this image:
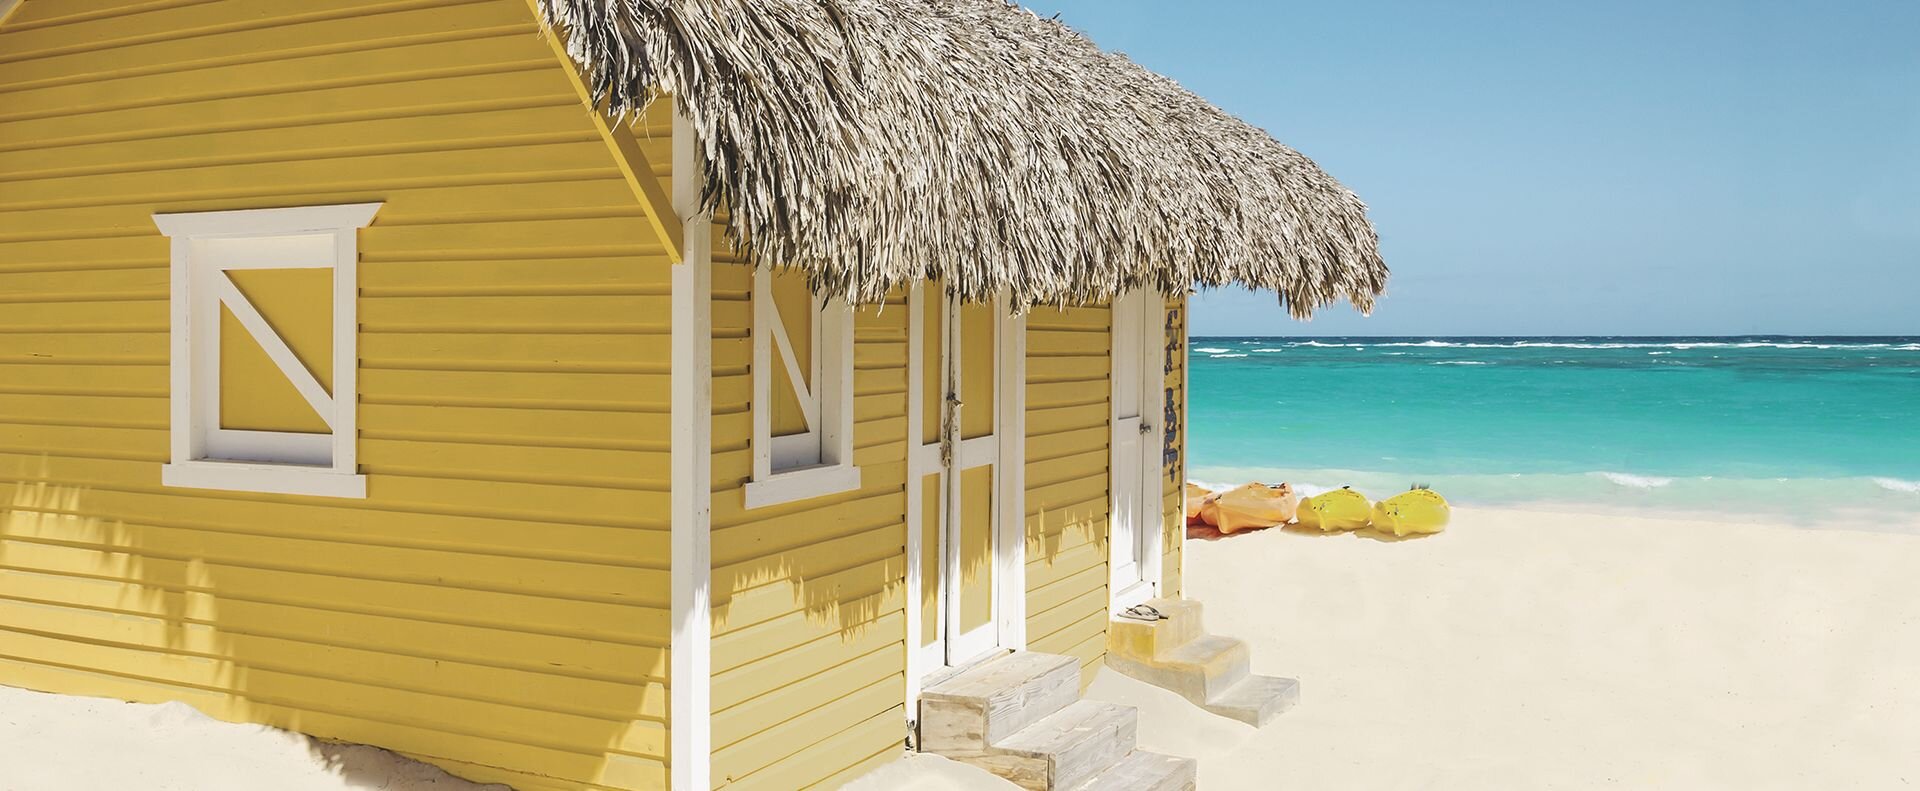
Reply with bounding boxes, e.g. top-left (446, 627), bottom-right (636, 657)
top-left (363, 294), bottom-right (670, 330)
top-left (1029, 449), bottom-right (1110, 490)
top-left (0, 3), bottom-right (539, 91)
top-left (0, 628), bottom-right (667, 757)
top-left (0, 30), bottom-right (553, 119)
top-left (727, 706), bottom-right (907, 791)
top-left (0, 655), bottom-right (661, 790)
top-left (1029, 594), bottom-right (1109, 654)
top-left (1022, 305), bottom-right (1114, 674)
top-left (713, 676), bottom-right (904, 788)
top-left (0, 1), bottom-right (674, 787)
top-left (712, 541), bottom-right (903, 632)
top-left (702, 270), bottom-right (916, 787)
top-left (709, 610), bottom-right (905, 712)
top-left (0, 574), bottom-right (666, 680)
top-left (1026, 539), bottom-right (1107, 592)
top-left (0, 602), bottom-right (667, 717)
top-left (1028, 562), bottom-right (1107, 617)
top-left (0, 541), bottom-right (668, 638)
top-left (711, 643), bottom-right (899, 749)
top-left (0, 331), bottom-right (167, 362)
top-left (0, 517), bottom-right (661, 601)
top-left (1160, 296), bottom-right (1187, 597)
top-left (0, 141), bottom-right (619, 207)
top-left (0, 181), bottom-right (643, 239)
top-left (710, 586), bottom-right (905, 675)
top-left (0, 476), bottom-right (670, 562)
top-left (359, 406), bottom-right (673, 449)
